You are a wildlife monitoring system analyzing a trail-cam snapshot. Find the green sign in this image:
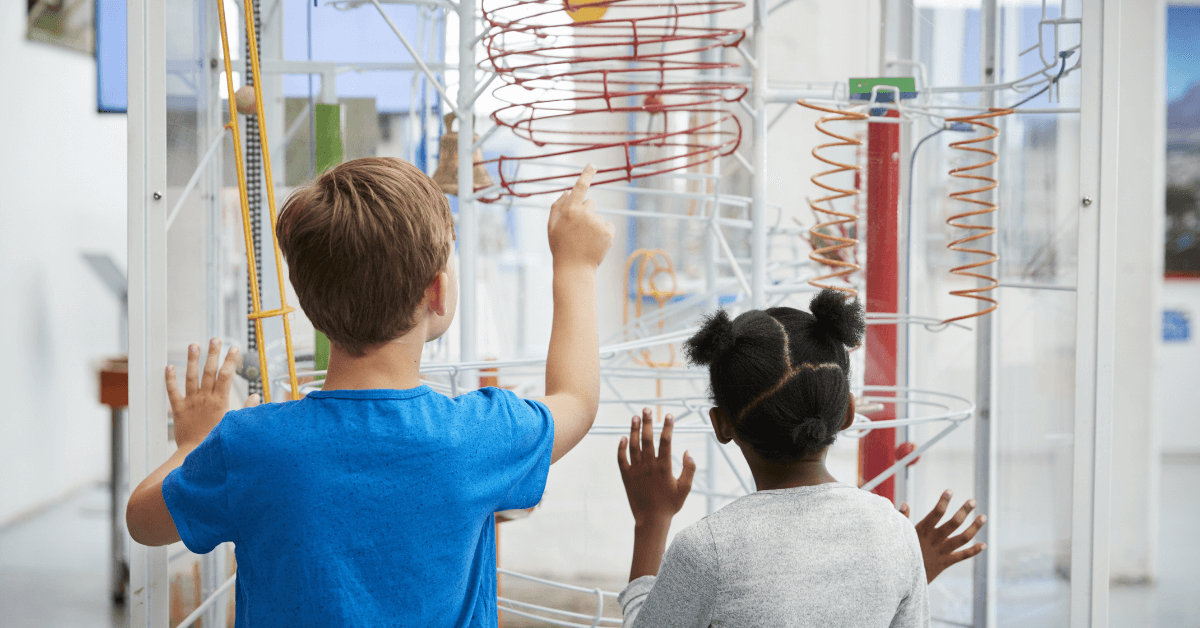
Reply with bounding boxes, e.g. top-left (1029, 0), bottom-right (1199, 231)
top-left (849, 78), bottom-right (916, 95)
